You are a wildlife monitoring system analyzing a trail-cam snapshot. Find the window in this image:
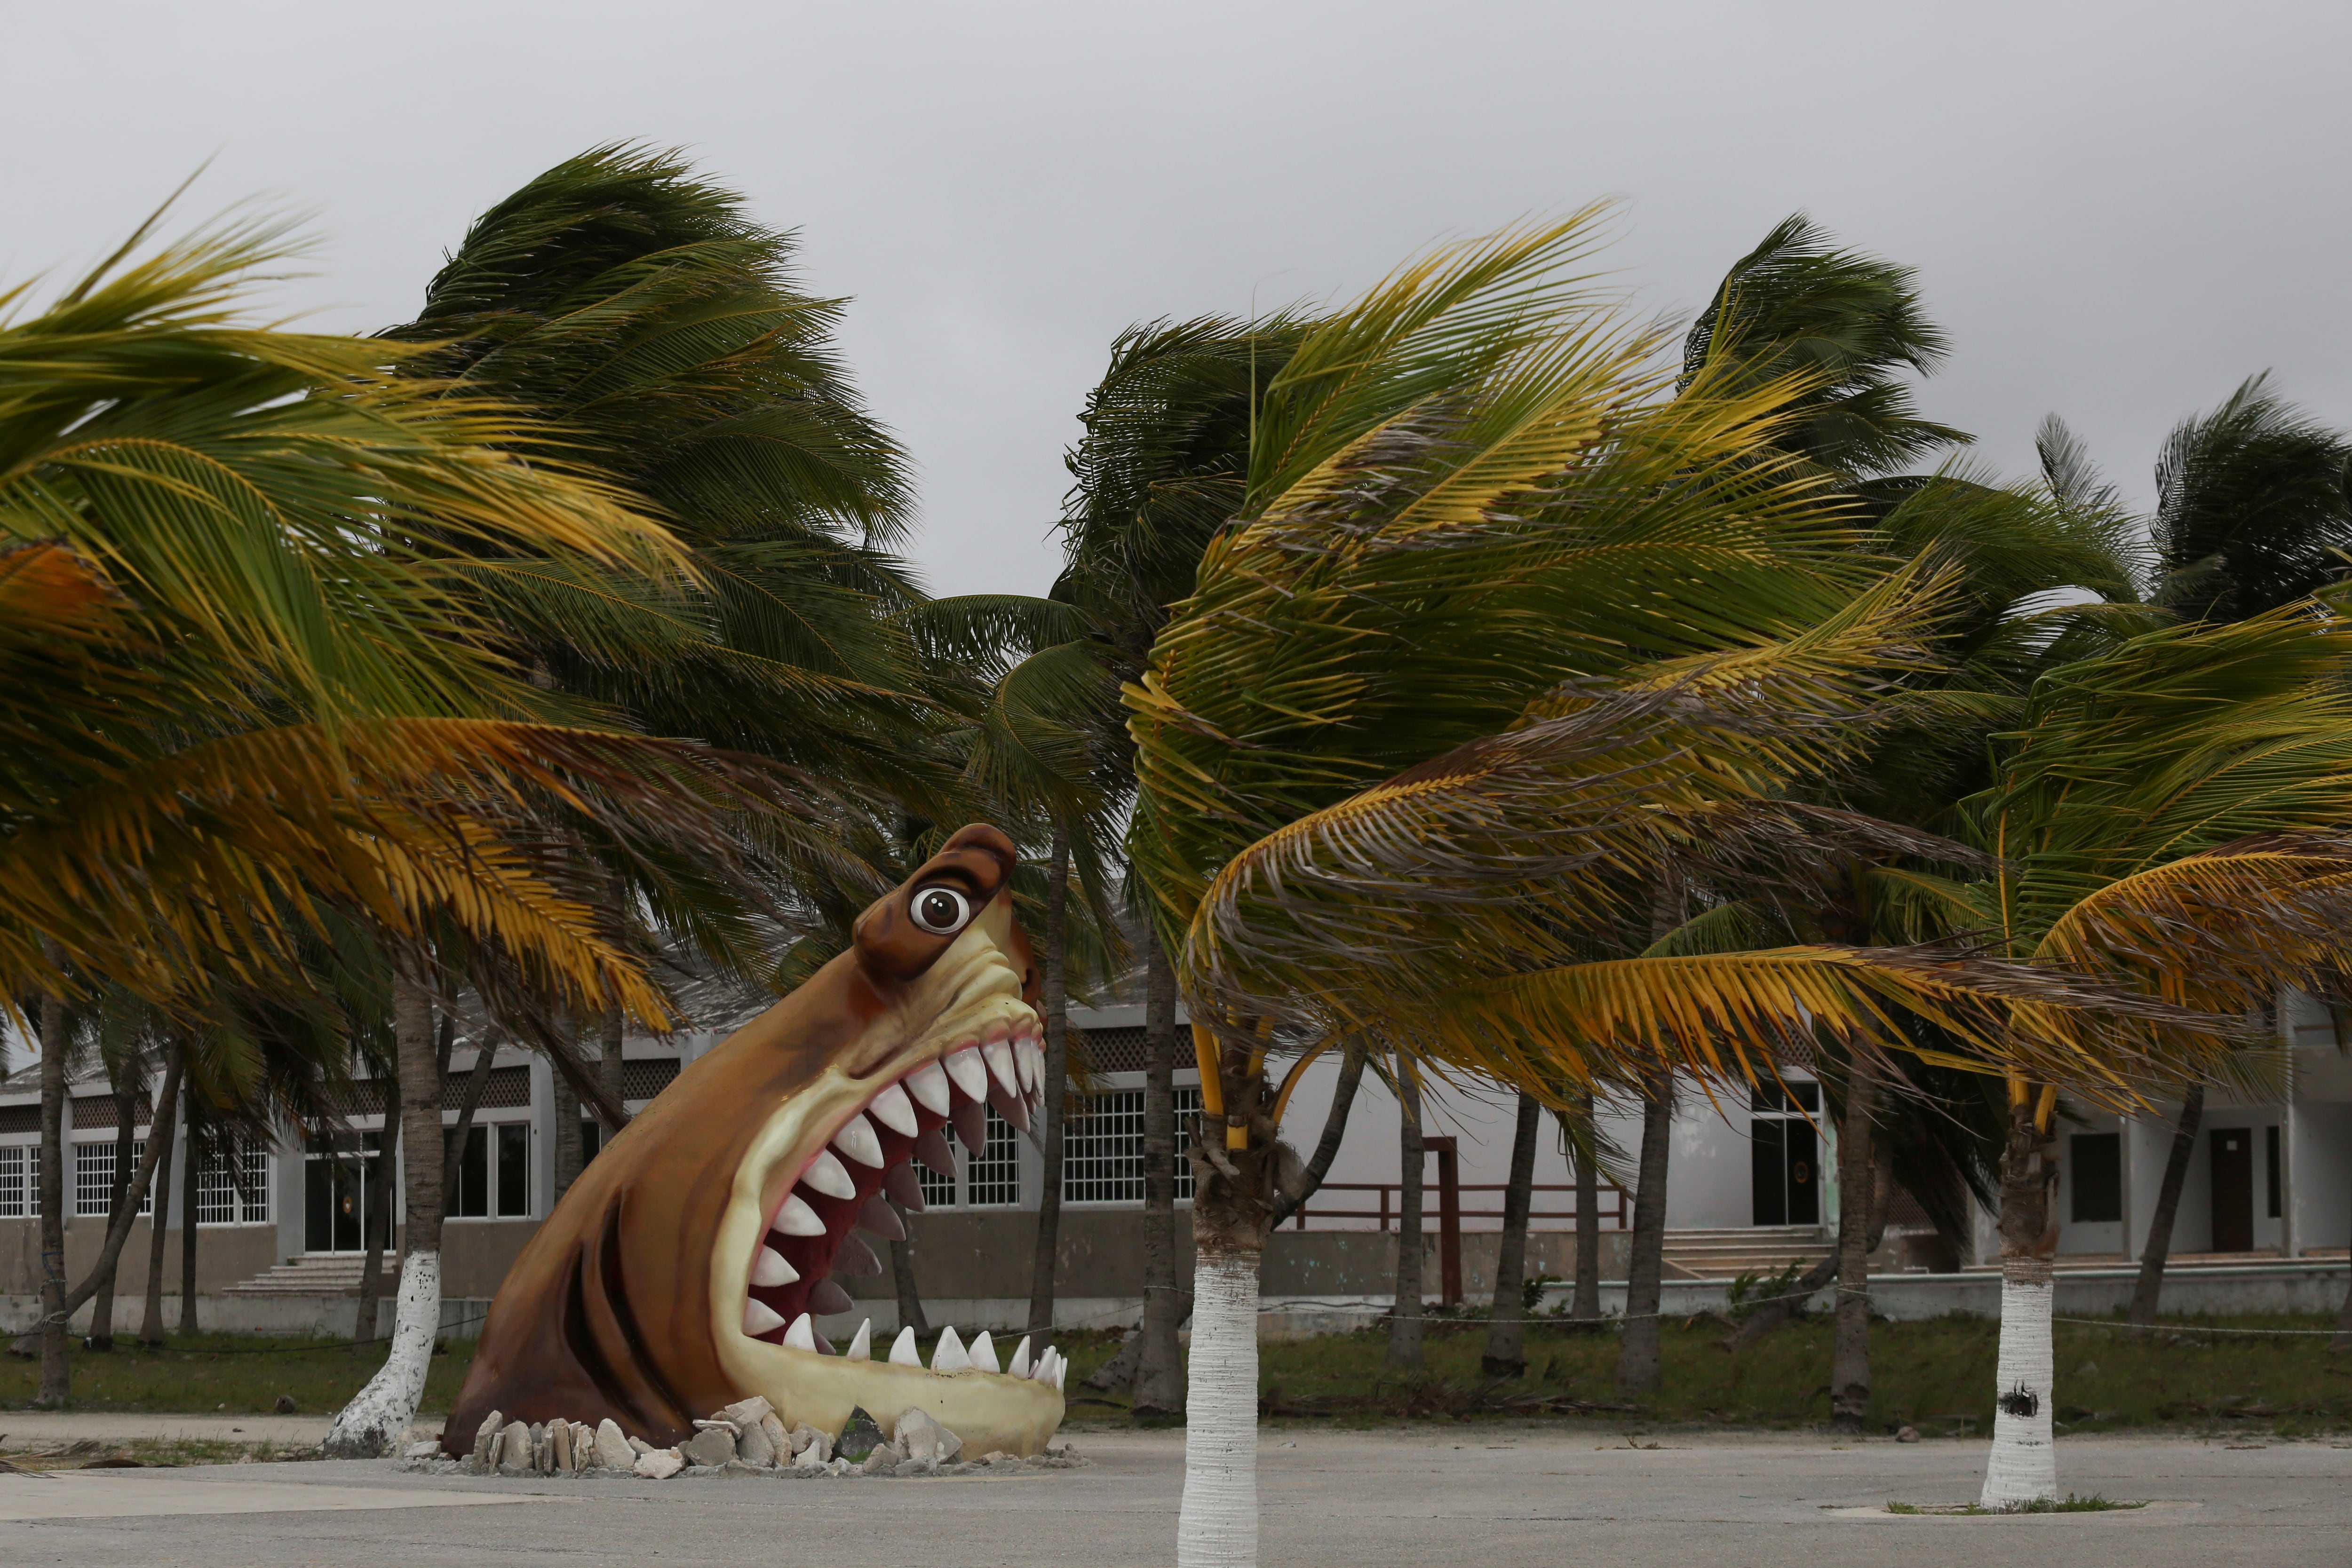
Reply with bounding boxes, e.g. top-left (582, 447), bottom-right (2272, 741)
top-left (196, 1138), bottom-right (271, 1225)
top-left (449, 1123), bottom-right (530, 1219)
top-left (916, 1145), bottom-right (957, 1209)
top-left (2266, 1125), bottom-right (2281, 1220)
top-left (963, 1108), bottom-right (1021, 1207)
top-left (75, 1140), bottom-right (147, 1218)
top-left (581, 1121), bottom-right (604, 1164)
top-left (496, 1123), bottom-right (531, 1217)
top-left (1063, 1090), bottom-right (1145, 1204)
top-left (0, 1145), bottom-right (38, 1217)
top-left (2070, 1132), bottom-right (2122, 1224)
top-left (1750, 1081), bottom-right (1820, 1115)
top-left (1061, 1087), bottom-right (1205, 1204)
